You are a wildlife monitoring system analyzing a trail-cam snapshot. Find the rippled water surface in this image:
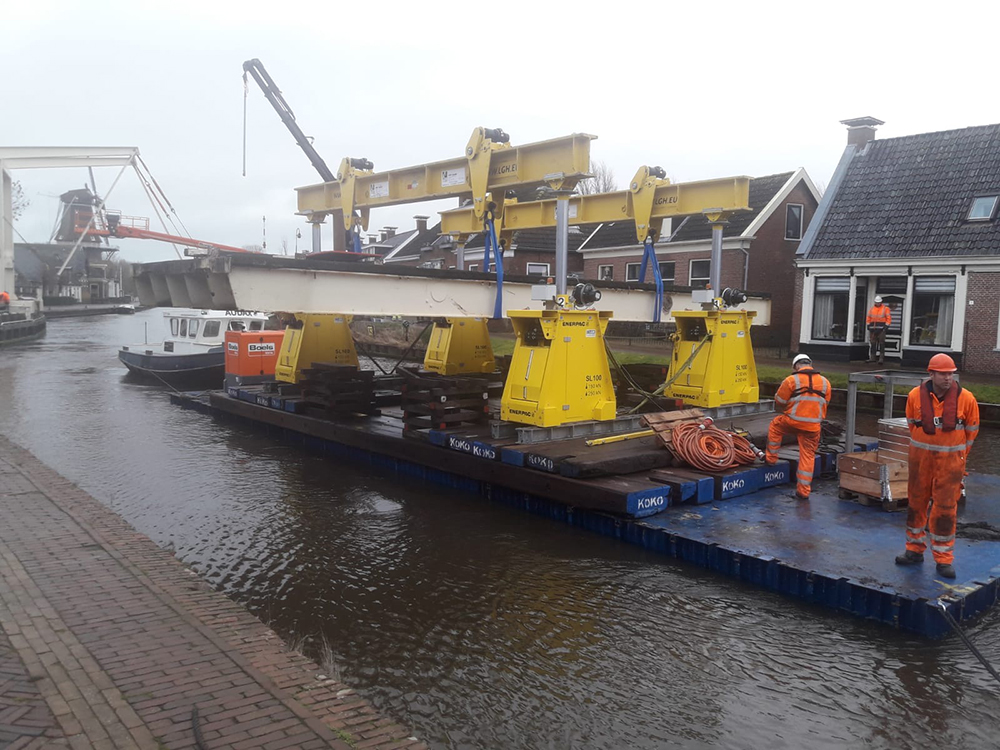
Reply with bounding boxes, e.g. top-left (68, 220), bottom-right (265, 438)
top-left (2, 310), bottom-right (1000, 749)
